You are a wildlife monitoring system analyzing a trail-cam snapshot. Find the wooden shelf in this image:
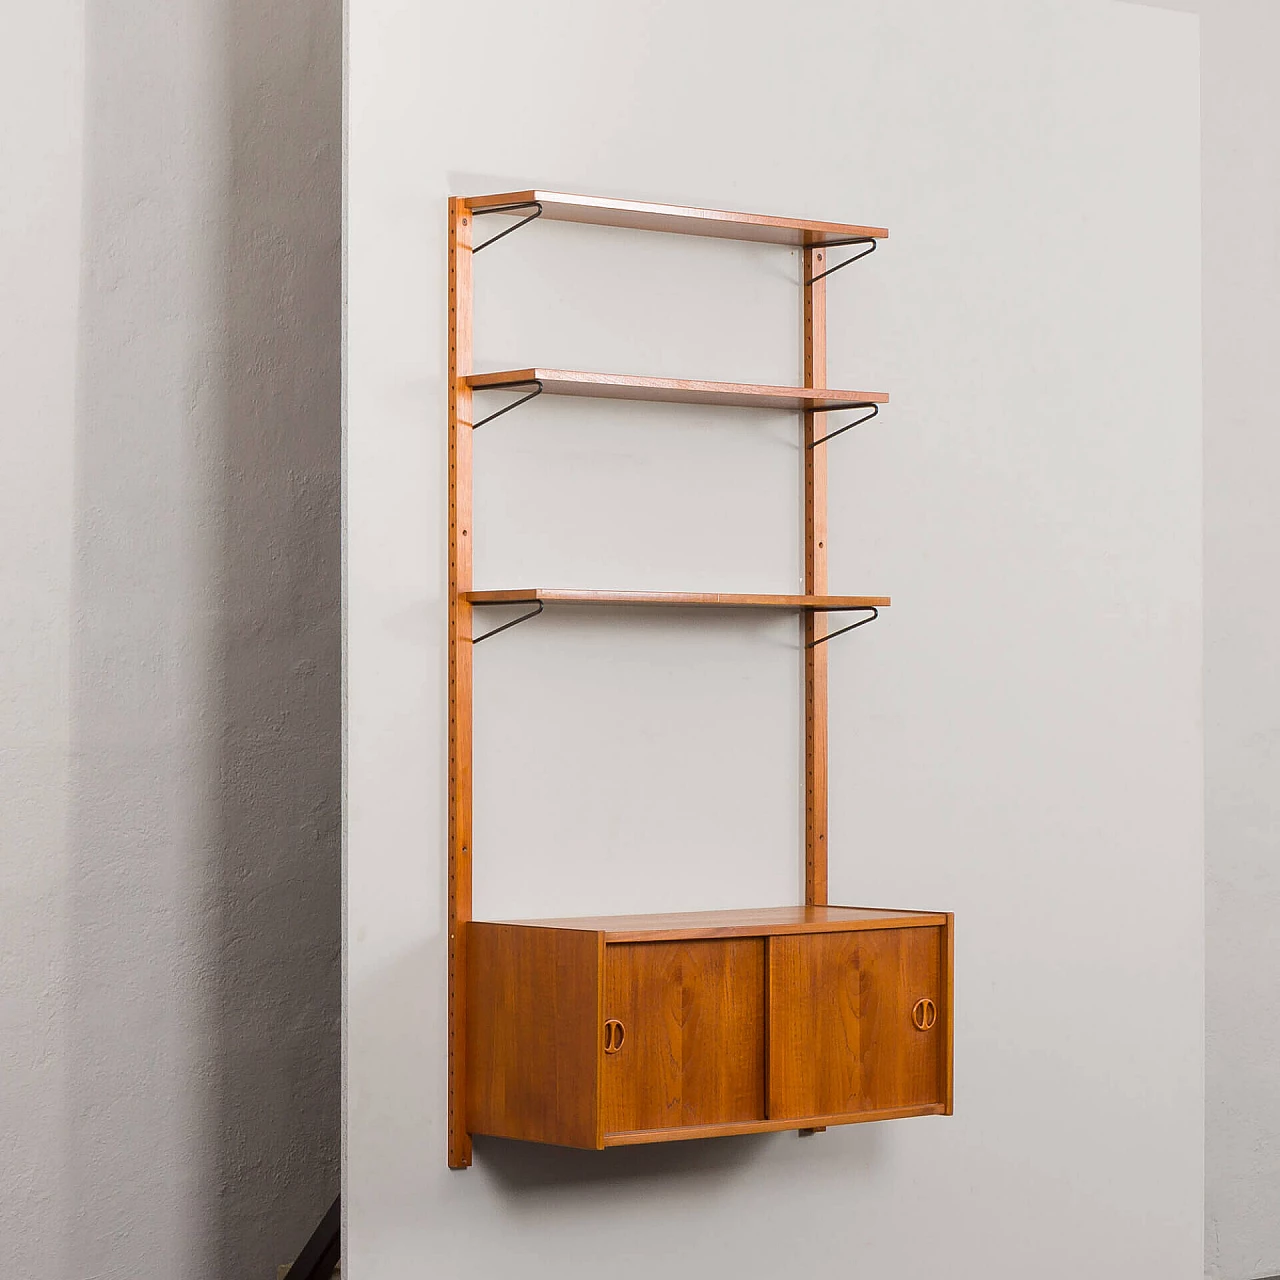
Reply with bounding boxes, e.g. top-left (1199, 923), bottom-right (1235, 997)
top-left (466, 368), bottom-right (888, 413)
top-left (466, 589), bottom-right (890, 610)
top-left (603, 1106), bottom-right (948, 1148)
top-left (465, 190), bottom-right (888, 247)
top-left (491, 904), bottom-right (947, 943)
